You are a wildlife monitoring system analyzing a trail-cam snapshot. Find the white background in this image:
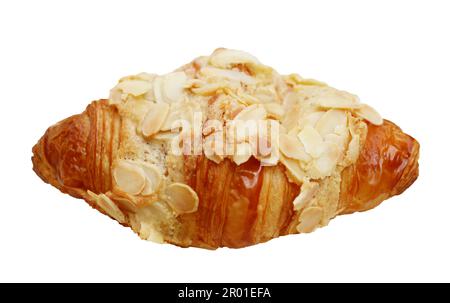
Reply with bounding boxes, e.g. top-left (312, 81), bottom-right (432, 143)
top-left (0, 0), bottom-right (449, 282)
